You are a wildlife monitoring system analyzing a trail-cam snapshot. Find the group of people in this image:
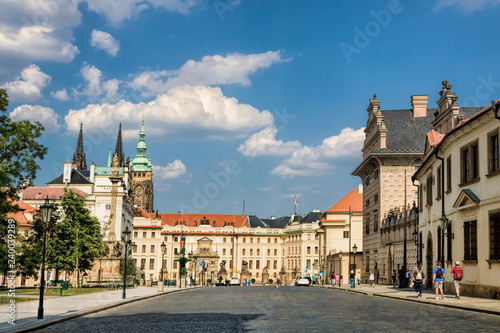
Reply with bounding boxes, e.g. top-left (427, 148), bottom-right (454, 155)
top-left (409, 260), bottom-right (464, 299)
